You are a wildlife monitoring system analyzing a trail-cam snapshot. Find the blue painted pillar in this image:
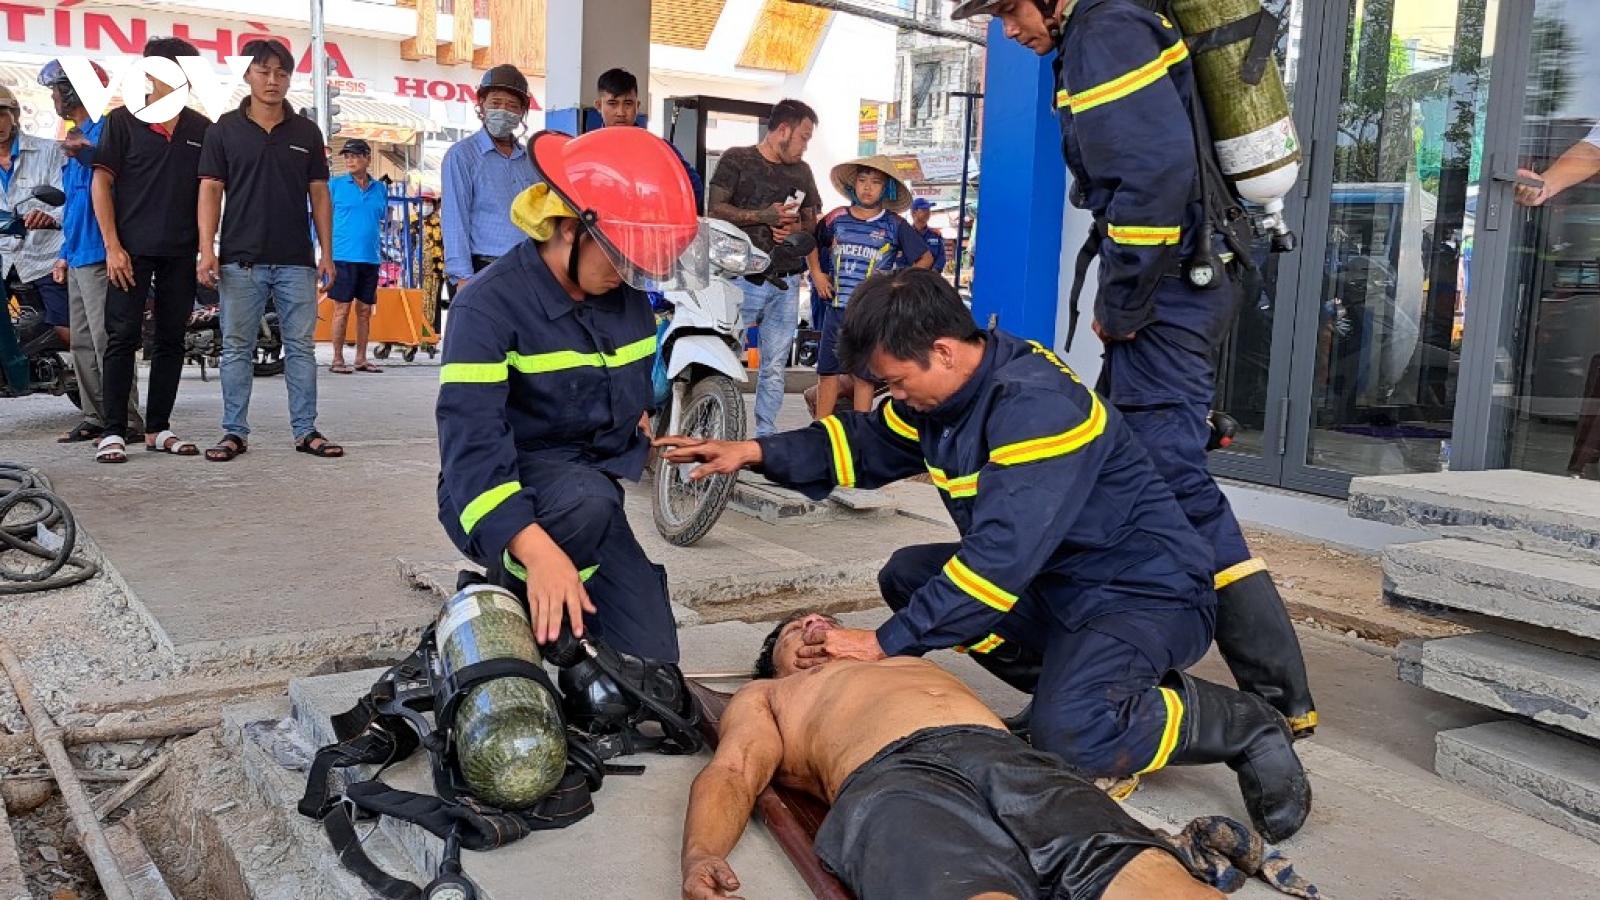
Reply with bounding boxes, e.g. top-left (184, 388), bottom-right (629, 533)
top-left (969, 19), bottom-right (1065, 345)
top-left (545, 0), bottom-right (651, 135)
